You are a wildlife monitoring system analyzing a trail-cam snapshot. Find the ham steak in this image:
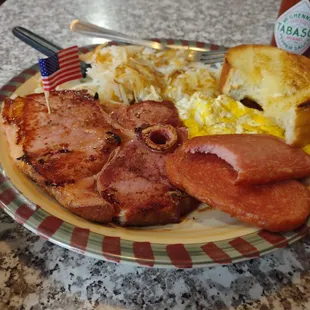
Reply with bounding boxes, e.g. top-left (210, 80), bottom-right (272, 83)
top-left (2, 91), bottom-right (196, 226)
top-left (2, 90), bottom-right (119, 222)
top-left (166, 135), bottom-right (310, 232)
top-left (19, 91), bottom-right (122, 185)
